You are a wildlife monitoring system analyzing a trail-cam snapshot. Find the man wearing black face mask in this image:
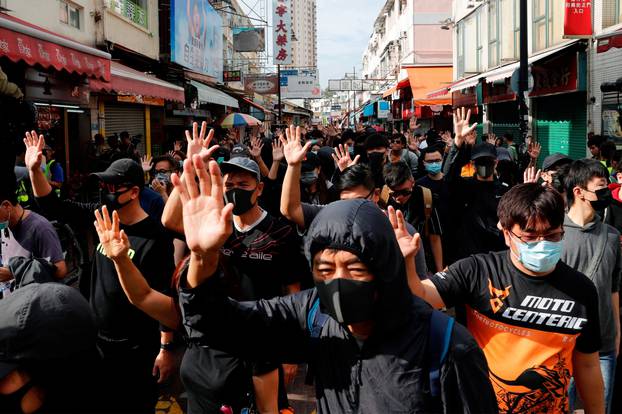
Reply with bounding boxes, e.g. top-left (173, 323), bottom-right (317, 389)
top-left (24, 132), bottom-right (175, 413)
top-left (443, 108), bottom-right (509, 263)
top-left (172, 156), bottom-right (497, 413)
top-left (563, 159), bottom-right (621, 414)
